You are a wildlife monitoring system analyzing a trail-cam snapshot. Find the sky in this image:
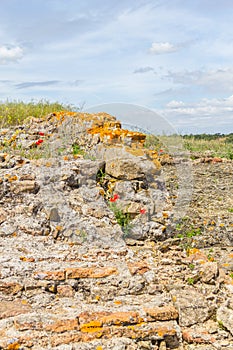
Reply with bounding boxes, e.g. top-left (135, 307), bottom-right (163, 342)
top-left (0, 0), bottom-right (233, 134)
